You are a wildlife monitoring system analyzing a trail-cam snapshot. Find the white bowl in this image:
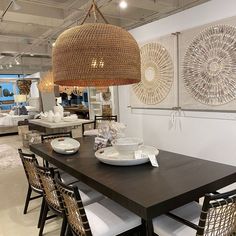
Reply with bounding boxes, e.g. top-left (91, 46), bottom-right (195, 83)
top-left (51, 137), bottom-right (80, 155)
top-left (111, 137), bottom-right (143, 154)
